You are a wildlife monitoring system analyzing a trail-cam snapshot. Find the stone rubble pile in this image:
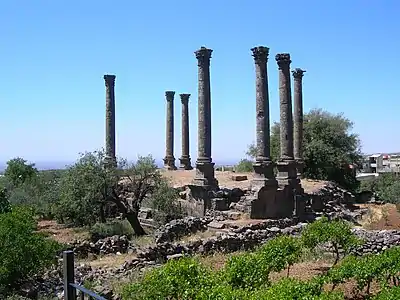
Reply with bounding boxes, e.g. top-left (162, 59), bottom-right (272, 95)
top-left (154, 216), bottom-right (213, 244)
top-left (69, 235), bottom-right (132, 258)
top-left (351, 228), bottom-right (400, 255)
